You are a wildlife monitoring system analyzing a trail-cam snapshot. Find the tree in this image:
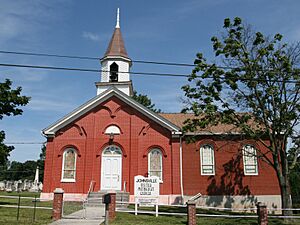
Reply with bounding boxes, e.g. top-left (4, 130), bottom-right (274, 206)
top-left (288, 136), bottom-right (300, 205)
top-left (0, 79), bottom-right (30, 166)
top-left (132, 90), bottom-right (161, 113)
top-left (182, 17), bottom-right (300, 214)
top-left (37, 144), bottom-right (46, 182)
